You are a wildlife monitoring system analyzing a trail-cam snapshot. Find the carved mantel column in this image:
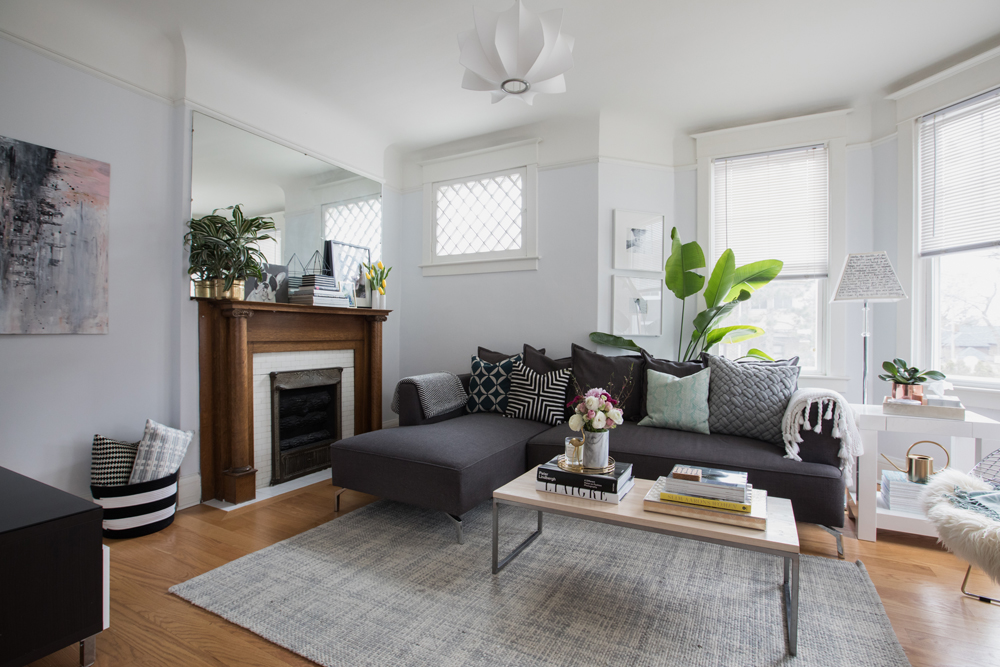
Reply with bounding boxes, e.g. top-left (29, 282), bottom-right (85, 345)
top-left (366, 314), bottom-right (387, 432)
top-left (223, 308), bottom-right (257, 504)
